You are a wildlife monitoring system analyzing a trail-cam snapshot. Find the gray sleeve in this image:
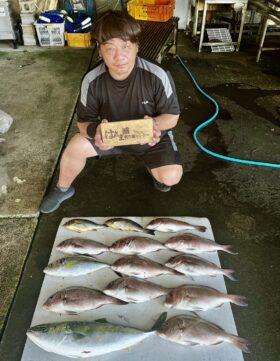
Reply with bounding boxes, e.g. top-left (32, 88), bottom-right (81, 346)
top-left (154, 70), bottom-right (180, 116)
top-left (76, 74), bottom-right (100, 124)
top-left (76, 74), bottom-right (100, 137)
